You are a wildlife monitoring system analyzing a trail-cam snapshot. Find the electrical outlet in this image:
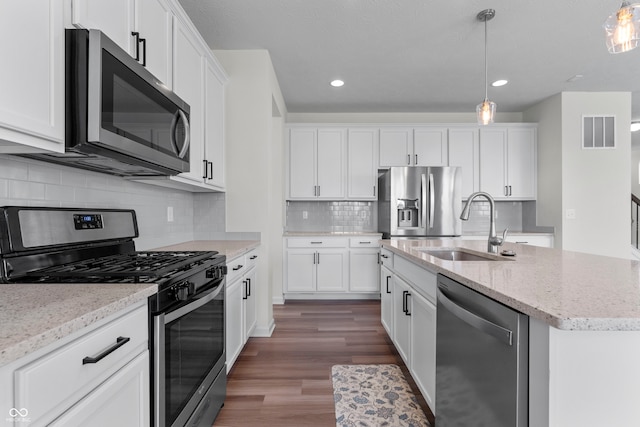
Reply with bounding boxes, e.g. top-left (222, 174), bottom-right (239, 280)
top-left (167, 206), bottom-right (174, 222)
top-left (565, 208), bottom-right (576, 220)
top-left (302, 211), bottom-right (308, 219)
